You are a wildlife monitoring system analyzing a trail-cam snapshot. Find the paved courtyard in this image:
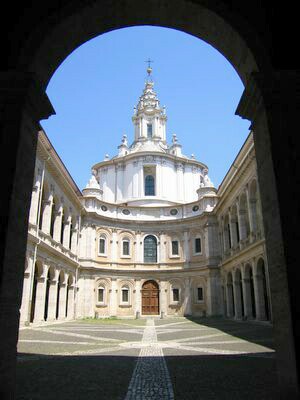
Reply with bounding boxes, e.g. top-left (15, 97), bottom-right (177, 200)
top-left (16, 317), bottom-right (279, 399)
